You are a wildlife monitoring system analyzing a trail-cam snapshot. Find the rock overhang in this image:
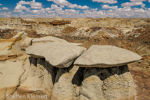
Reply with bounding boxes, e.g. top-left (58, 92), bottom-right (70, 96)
top-left (74, 45), bottom-right (142, 68)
